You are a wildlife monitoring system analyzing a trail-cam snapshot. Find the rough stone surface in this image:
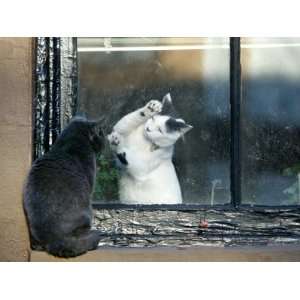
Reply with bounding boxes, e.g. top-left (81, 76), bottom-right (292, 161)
top-left (0, 38), bottom-right (33, 261)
